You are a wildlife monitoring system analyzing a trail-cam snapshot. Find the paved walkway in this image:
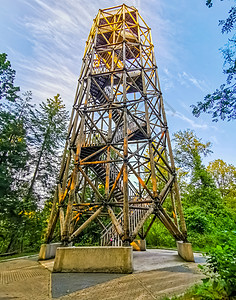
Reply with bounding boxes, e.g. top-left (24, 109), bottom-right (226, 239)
top-left (0, 249), bottom-right (205, 300)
